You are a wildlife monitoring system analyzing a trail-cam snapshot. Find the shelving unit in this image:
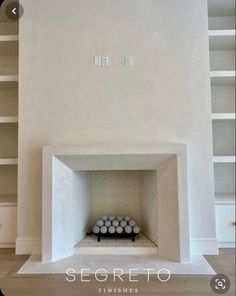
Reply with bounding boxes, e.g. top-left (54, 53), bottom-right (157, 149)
top-left (0, 18), bottom-right (18, 247)
top-left (208, 0), bottom-right (235, 248)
